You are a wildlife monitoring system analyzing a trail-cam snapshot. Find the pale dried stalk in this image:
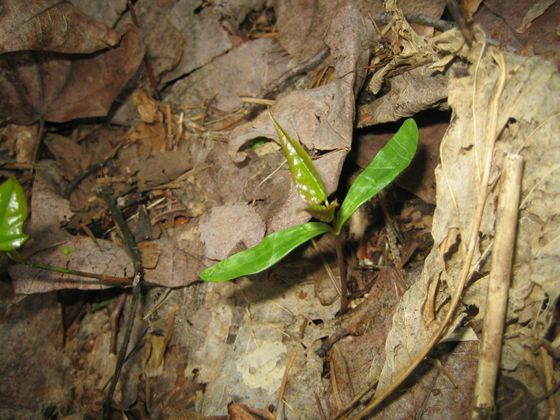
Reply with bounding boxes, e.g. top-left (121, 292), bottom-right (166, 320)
top-left (472, 153), bottom-right (524, 419)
